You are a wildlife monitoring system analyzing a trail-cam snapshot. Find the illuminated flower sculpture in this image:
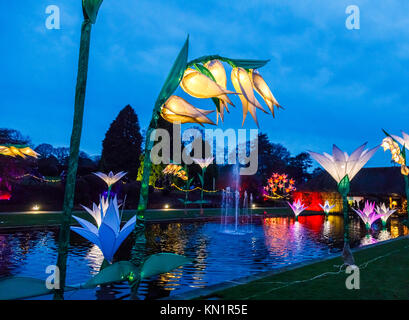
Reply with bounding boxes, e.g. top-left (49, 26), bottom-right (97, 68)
top-left (93, 171), bottom-right (127, 188)
top-left (264, 173), bottom-right (296, 199)
top-left (137, 37), bottom-right (282, 220)
top-left (93, 171), bottom-right (126, 198)
top-left (382, 130), bottom-right (409, 218)
top-left (192, 156), bottom-right (214, 212)
top-left (288, 199), bottom-right (308, 221)
top-left (0, 145), bottom-right (39, 158)
top-left (80, 195), bottom-right (109, 228)
top-left (71, 197), bottom-right (136, 263)
top-left (375, 202), bottom-right (396, 228)
top-left (319, 201), bottom-right (335, 216)
top-left (352, 201), bottom-right (383, 231)
top-left (308, 143), bottom-right (379, 264)
top-left (162, 164), bottom-right (188, 181)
